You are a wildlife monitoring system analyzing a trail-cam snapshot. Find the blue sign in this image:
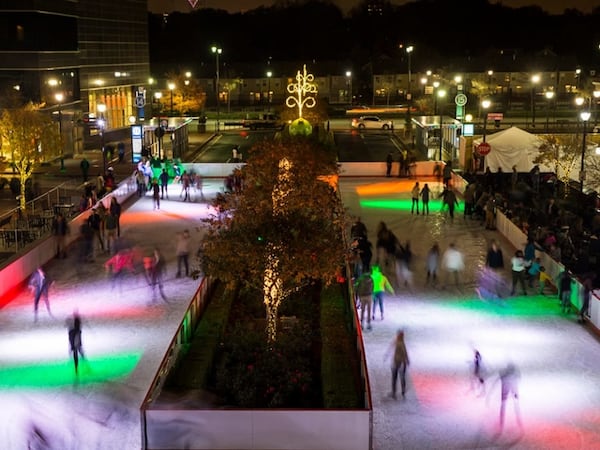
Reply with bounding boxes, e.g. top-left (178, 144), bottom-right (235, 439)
top-left (131, 125), bottom-right (143, 163)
